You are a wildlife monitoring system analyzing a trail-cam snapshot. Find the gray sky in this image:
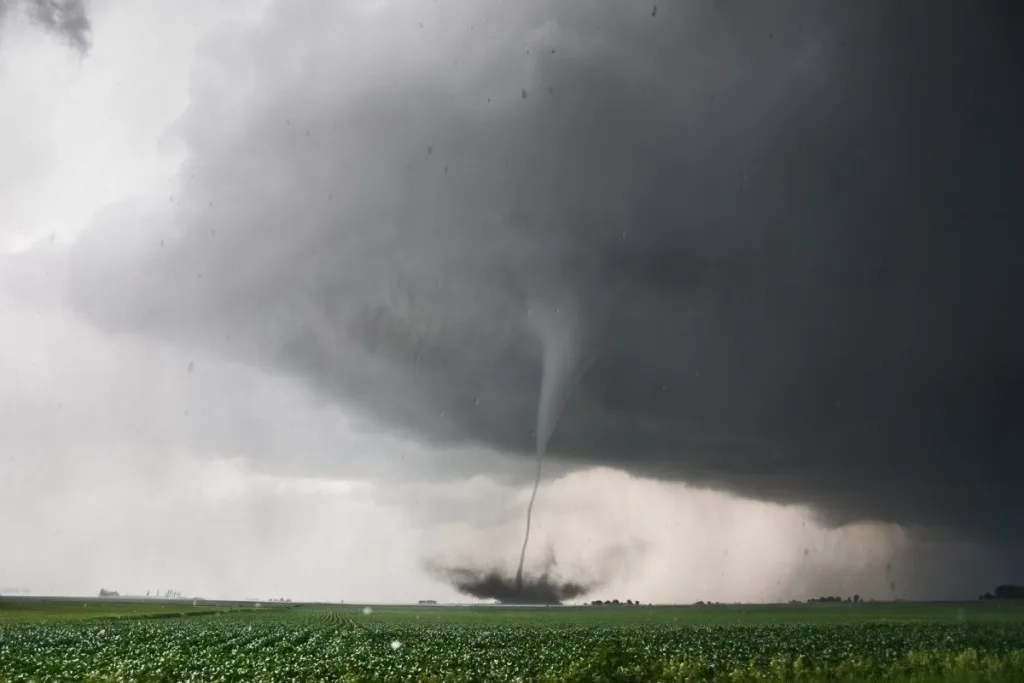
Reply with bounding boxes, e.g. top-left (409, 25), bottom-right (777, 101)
top-left (2, 0), bottom-right (1021, 603)
top-left (0, 0), bottom-right (91, 52)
